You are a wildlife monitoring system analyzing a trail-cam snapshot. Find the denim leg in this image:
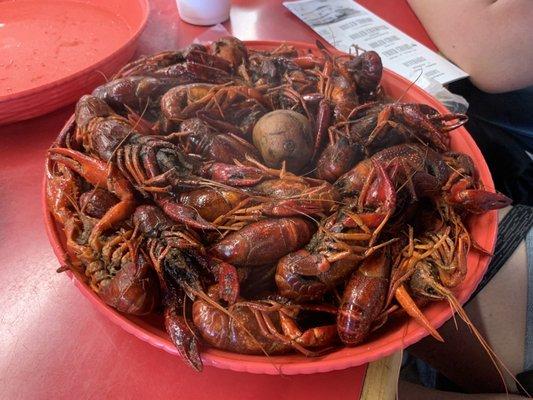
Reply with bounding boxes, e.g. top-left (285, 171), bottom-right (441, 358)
top-left (524, 227), bottom-right (533, 371)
